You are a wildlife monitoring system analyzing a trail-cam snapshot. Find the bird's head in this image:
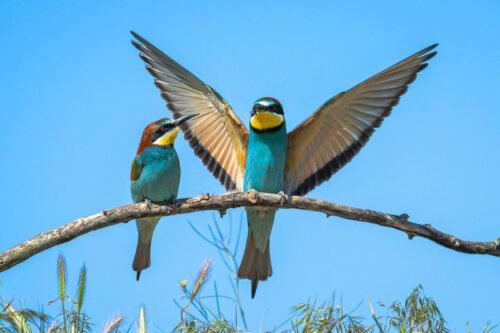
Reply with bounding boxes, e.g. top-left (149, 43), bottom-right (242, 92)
top-left (250, 97), bottom-right (284, 132)
top-left (136, 114), bottom-right (196, 154)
